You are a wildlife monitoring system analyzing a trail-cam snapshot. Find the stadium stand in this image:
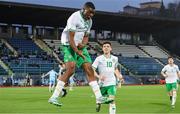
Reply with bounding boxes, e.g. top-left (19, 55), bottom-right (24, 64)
top-left (119, 57), bottom-right (163, 75)
top-left (7, 38), bottom-right (42, 55)
top-left (0, 36), bottom-right (174, 85)
top-left (0, 40), bottom-right (12, 75)
top-left (98, 40), bottom-right (149, 57)
top-left (0, 66), bottom-right (7, 75)
top-left (1, 38), bottom-right (59, 75)
top-left (123, 75), bottom-right (141, 84)
top-left (114, 44), bottom-right (149, 57)
top-left (0, 39), bottom-right (12, 56)
top-left (85, 41), bottom-right (98, 54)
top-left (2, 56), bottom-right (58, 75)
top-left (139, 45), bottom-right (169, 58)
top-left (44, 39), bottom-right (97, 61)
top-left (0, 1), bottom-right (180, 86)
top-left (43, 39), bottom-right (61, 53)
